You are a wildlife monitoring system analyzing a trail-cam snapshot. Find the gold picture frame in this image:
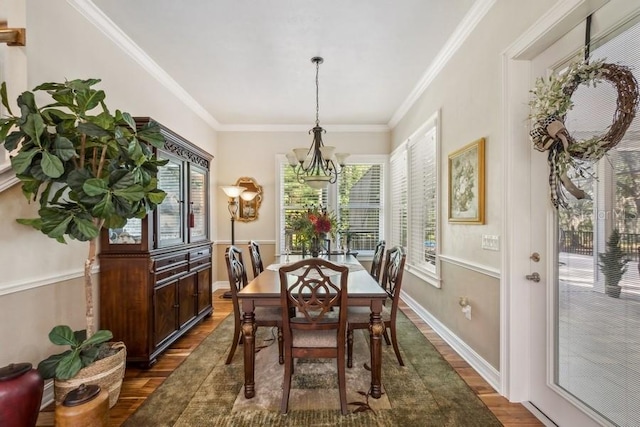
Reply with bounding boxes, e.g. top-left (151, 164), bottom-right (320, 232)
top-left (448, 138), bottom-right (485, 224)
top-left (235, 176), bottom-right (263, 222)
